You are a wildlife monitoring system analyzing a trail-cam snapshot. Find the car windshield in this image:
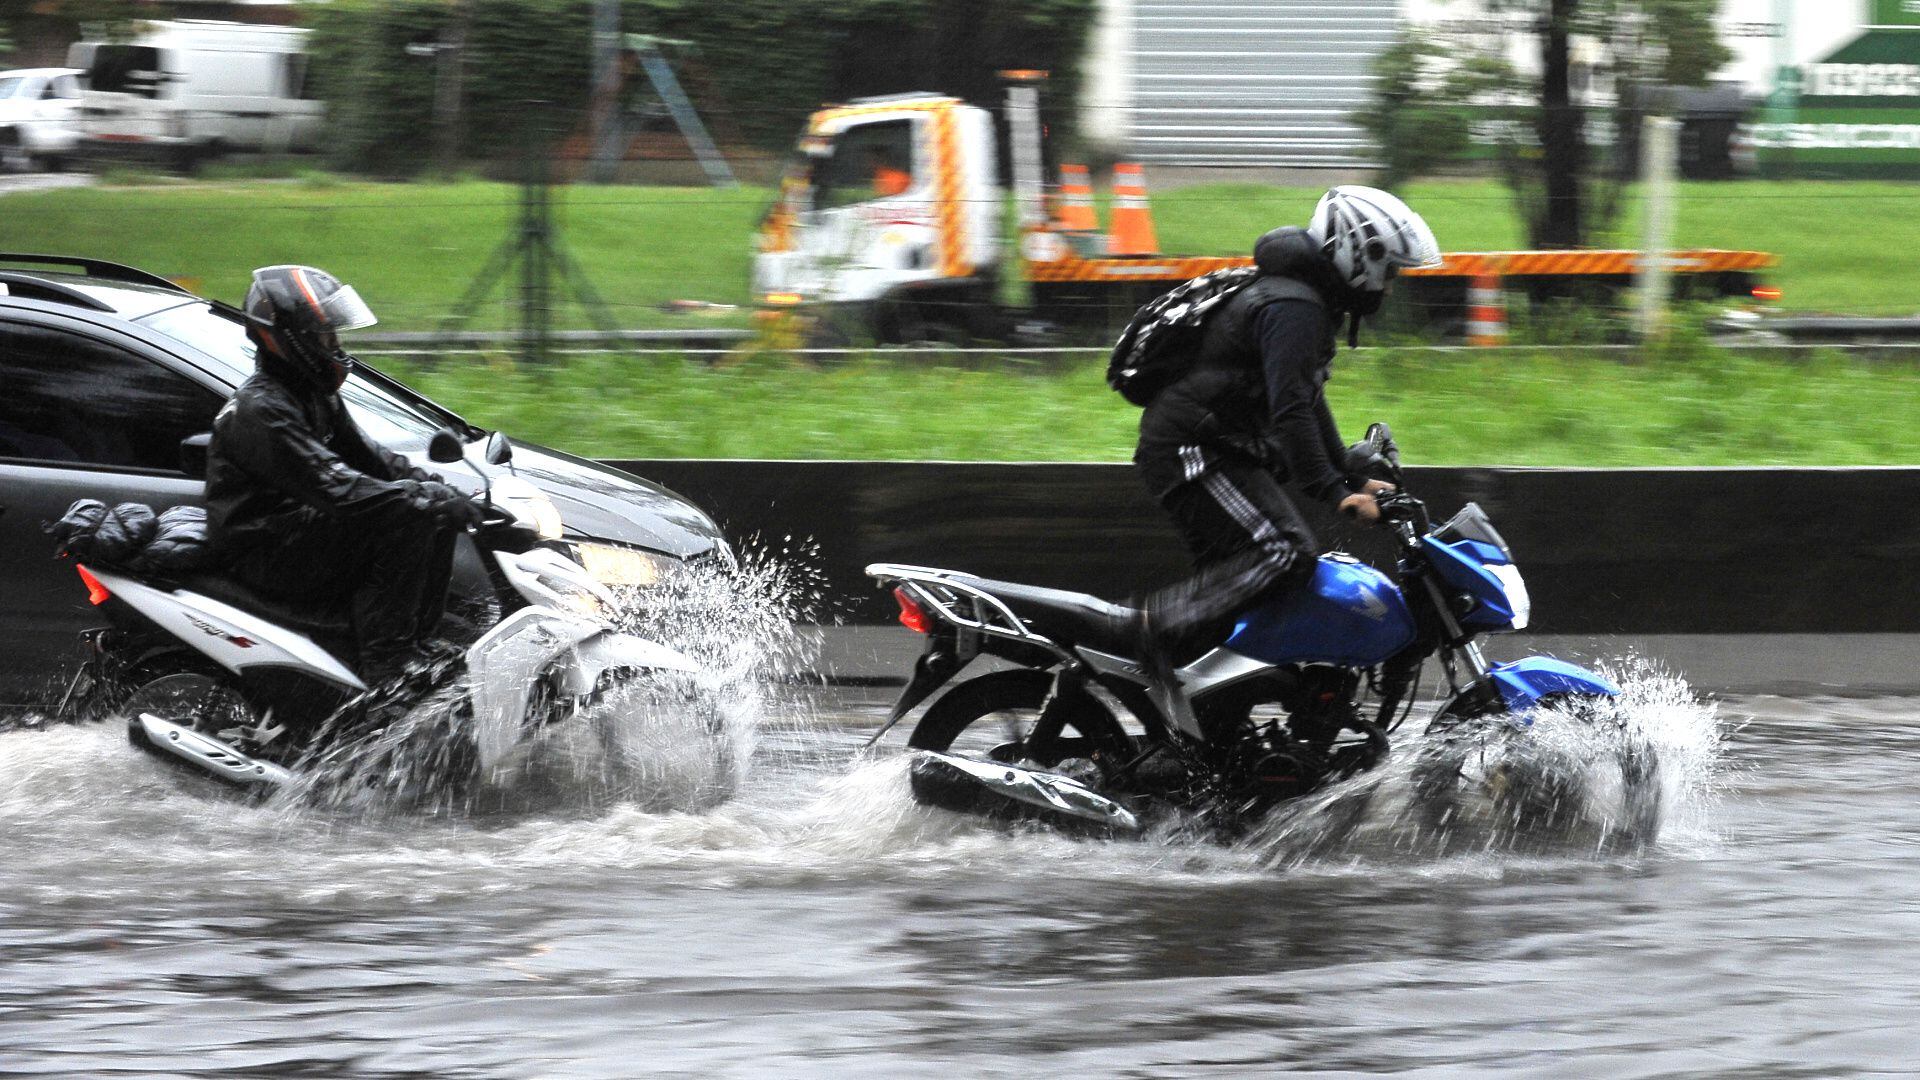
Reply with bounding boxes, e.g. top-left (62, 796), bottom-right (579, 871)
top-left (135, 302), bottom-right (455, 452)
top-left (0, 77), bottom-right (27, 100)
